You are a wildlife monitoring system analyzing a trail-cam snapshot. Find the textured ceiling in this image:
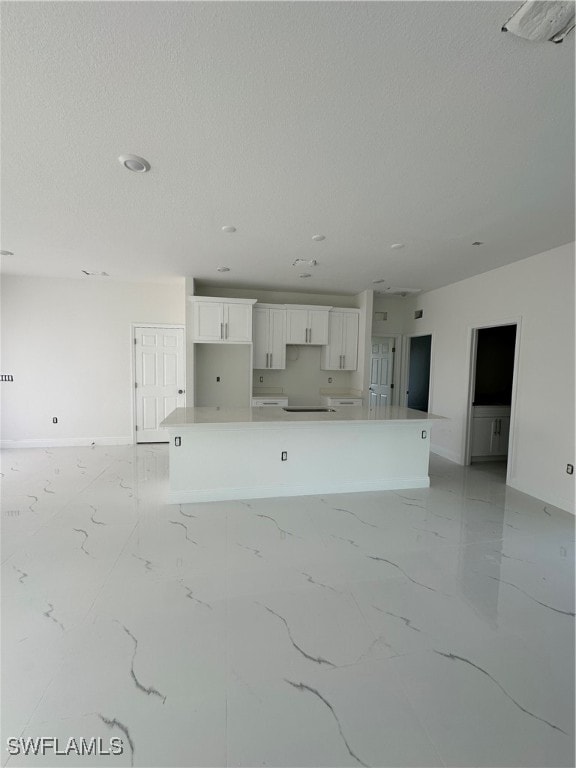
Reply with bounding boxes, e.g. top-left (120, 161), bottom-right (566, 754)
top-left (1, 1), bottom-right (574, 294)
